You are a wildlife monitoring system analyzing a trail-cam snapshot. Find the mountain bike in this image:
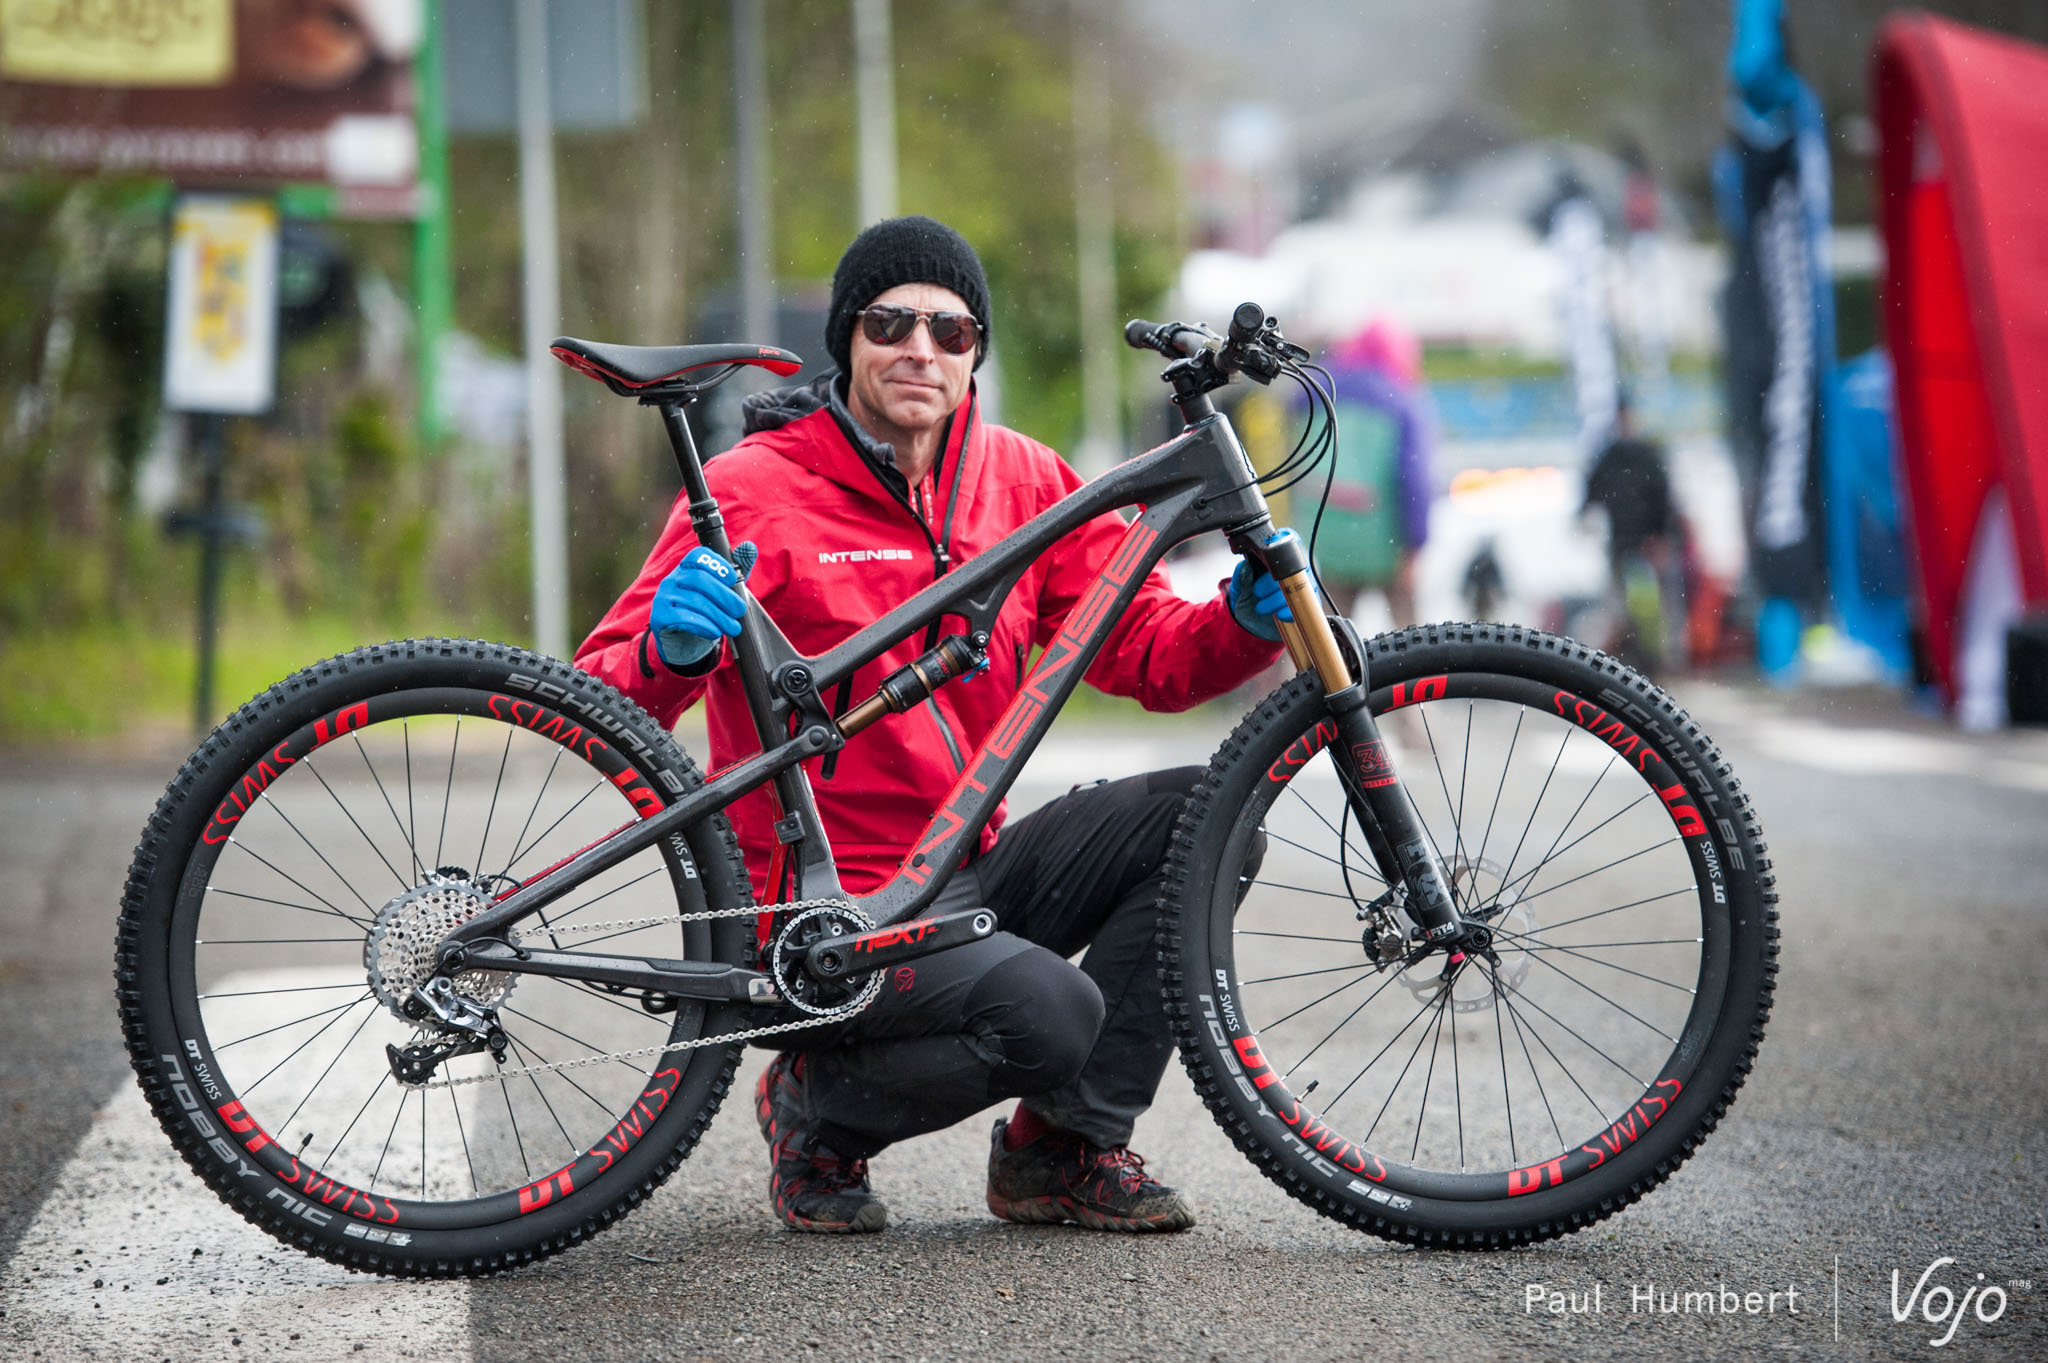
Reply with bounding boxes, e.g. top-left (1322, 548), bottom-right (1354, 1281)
top-left (117, 305), bottom-right (1776, 1276)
